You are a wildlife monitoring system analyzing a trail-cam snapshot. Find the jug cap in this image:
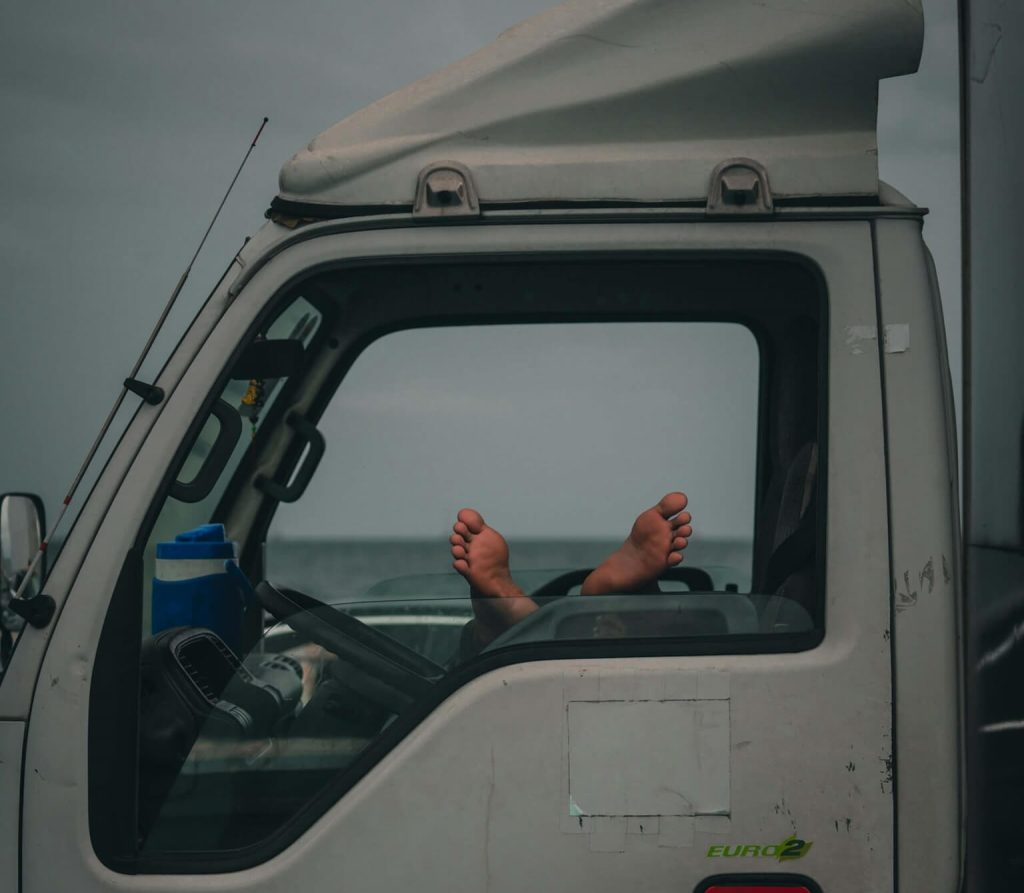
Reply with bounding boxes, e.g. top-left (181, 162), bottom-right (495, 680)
top-left (156, 523), bottom-right (234, 560)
